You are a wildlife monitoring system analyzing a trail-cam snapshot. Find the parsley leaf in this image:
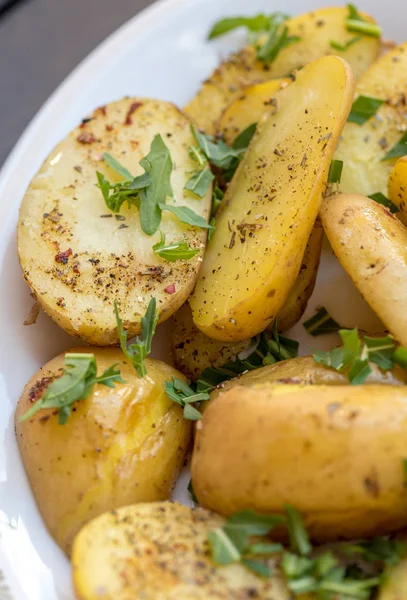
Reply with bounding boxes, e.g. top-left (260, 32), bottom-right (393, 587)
top-left (114, 298), bottom-right (158, 378)
top-left (348, 95), bottom-right (385, 125)
top-left (329, 36), bottom-right (361, 51)
top-left (382, 131), bottom-right (407, 161)
top-left (20, 353), bottom-right (124, 424)
top-left (369, 192), bottom-right (400, 213)
top-left (164, 377), bottom-right (209, 420)
top-left (159, 203), bottom-right (214, 230)
top-left (208, 14), bottom-right (273, 40)
top-left (303, 307), bottom-right (342, 336)
top-left (185, 165), bottom-right (214, 197)
top-left (346, 4), bottom-right (381, 38)
top-left (139, 134), bottom-right (173, 235)
top-left (152, 231), bottom-right (200, 262)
